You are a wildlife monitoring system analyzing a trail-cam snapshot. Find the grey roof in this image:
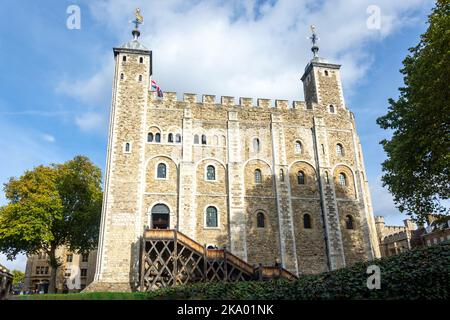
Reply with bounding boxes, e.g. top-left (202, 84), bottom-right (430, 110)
top-left (119, 39), bottom-right (149, 51)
